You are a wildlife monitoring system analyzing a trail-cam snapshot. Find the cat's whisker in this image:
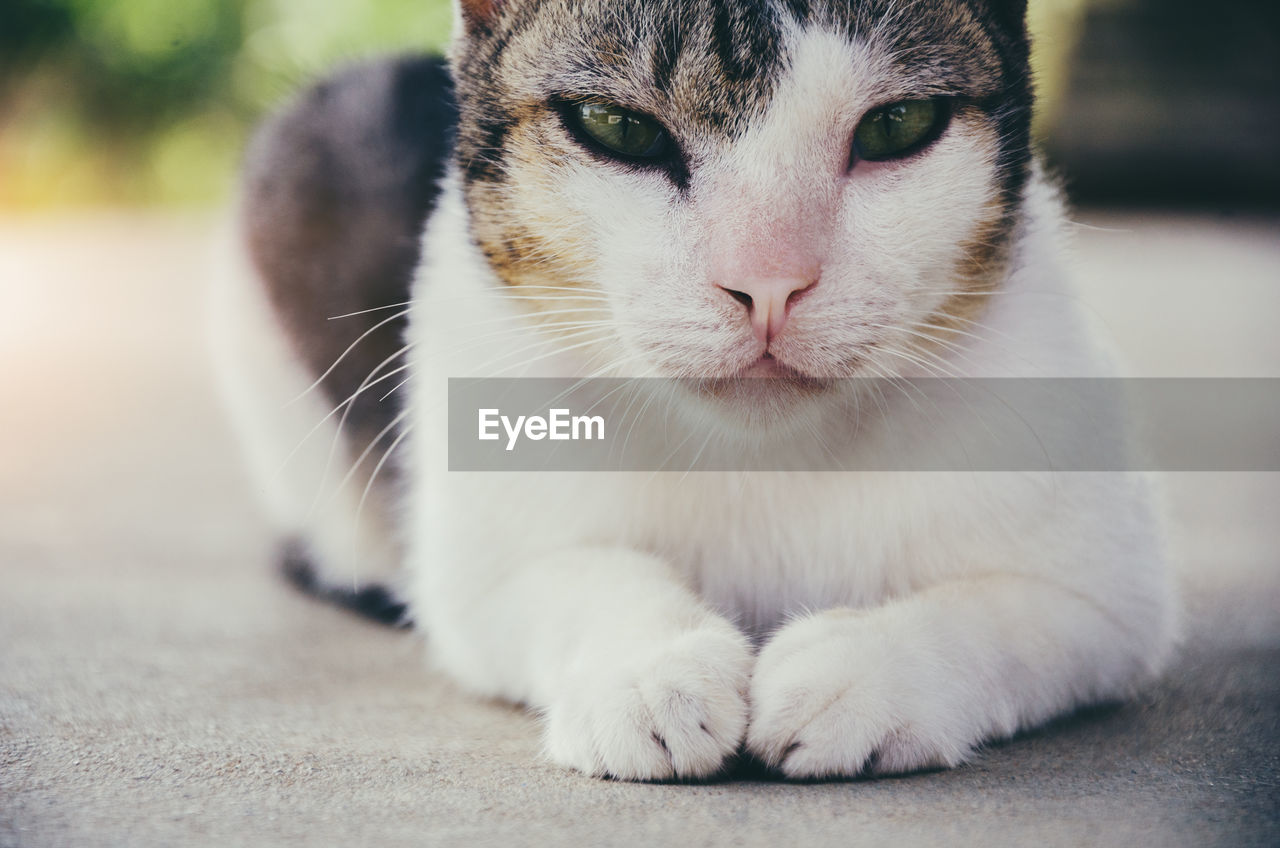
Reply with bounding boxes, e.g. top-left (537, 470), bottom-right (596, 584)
top-left (1066, 217), bottom-right (1133, 235)
top-left (870, 316), bottom-right (1046, 383)
top-left (446, 318), bottom-right (629, 350)
top-left (296, 359), bottom-right (412, 525)
top-left (855, 360), bottom-right (897, 421)
top-left (868, 343), bottom-right (1020, 457)
top-left (678, 419), bottom-right (719, 480)
top-left (909, 304), bottom-right (1052, 356)
top-left (917, 287), bottom-right (1080, 301)
top-left (379, 379), bottom-right (413, 403)
top-left (909, 318), bottom-right (1053, 377)
top-left (325, 407), bottom-right (413, 512)
top-left (494, 288), bottom-right (609, 298)
top-left (350, 421), bottom-right (416, 582)
top-left (613, 379), bottom-right (653, 467)
top-left (532, 351), bottom-right (653, 423)
top-left (870, 347), bottom-right (1005, 454)
top-left (868, 320), bottom-right (980, 366)
top-left (410, 283), bottom-right (611, 301)
top-left (861, 356), bottom-right (932, 420)
top-left (427, 328), bottom-right (616, 379)
top-left (458, 318), bottom-right (626, 342)
top-left (288, 308), bottom-right (410, 406)
top-left (492, 284), bottom-right (610, 295)
top-left (453, 325), bottom-right (628, 378)
top-left (488, 331), bottom-right (624, 377)
top-left (872, 341), bottom-right (963, 380)
top-left (402, 327), bottom-right (632, 388)
top-left (328, 300), bottom-right (414, 320)
top-left (444, 306), bottom-right (615, 332)
top-left (280, 350), bottom-right (413, 479)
